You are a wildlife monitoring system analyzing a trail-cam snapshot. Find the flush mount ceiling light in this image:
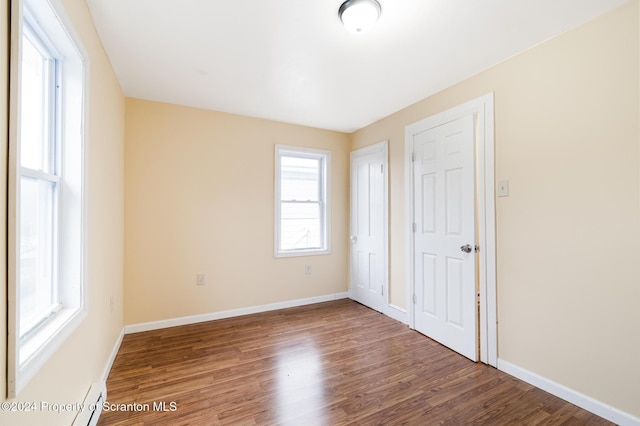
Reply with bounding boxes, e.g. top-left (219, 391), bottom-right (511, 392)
top-left (338, 0), bottom-right (381, 34)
